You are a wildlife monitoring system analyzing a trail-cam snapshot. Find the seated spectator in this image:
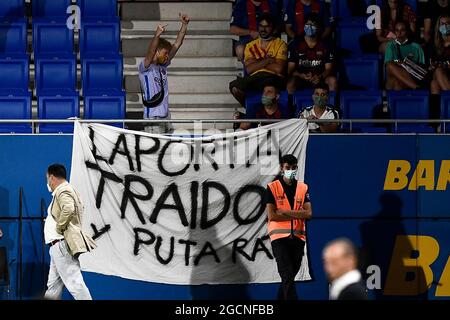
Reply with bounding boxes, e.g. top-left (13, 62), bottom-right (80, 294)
top-left (283, 0), bottom-right (331, 41)
top-left (424, 0), bottom-right (450, 45)
top-left (376, 0), bottom-right (417, 54)
top-left (299, 83), bottom-right (339, 133)
top-left (240, 83), bottom-right (293, 130)
top-left (385, 21), bottom-right (425, 90)
top-left (229, 14), bottom-right (288, 107)
top-left (286, 14), bottom-right (337, 93)
top-left (431, 14), bottom-right (450, 94)
top-left (229, 0), bottom-right (281, 63)
top-left (430, 14), bottom-right (450, 121)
